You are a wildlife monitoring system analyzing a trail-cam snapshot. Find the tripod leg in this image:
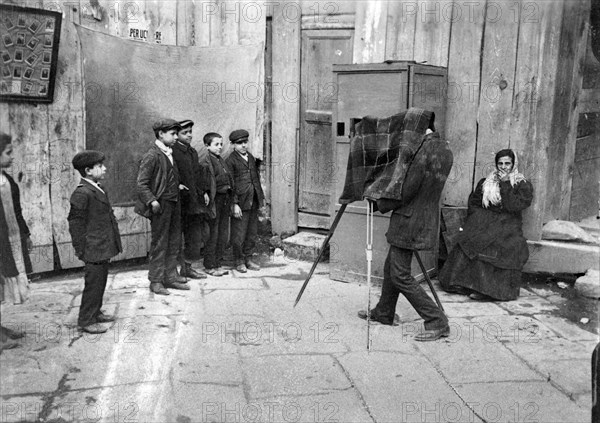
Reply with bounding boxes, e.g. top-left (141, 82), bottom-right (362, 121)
top-left (366, 201), bottom-right (374, 351)
top-left (414, 251), bottom-right (445, 313)
top-left (294, 204), bottom-right (347, 307)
